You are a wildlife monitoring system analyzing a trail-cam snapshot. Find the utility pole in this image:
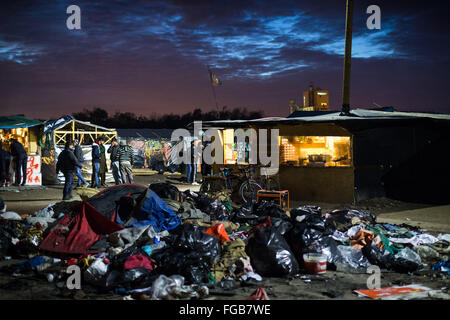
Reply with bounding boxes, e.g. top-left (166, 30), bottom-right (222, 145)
top-left (341, 0), bottom-right (354, 115)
